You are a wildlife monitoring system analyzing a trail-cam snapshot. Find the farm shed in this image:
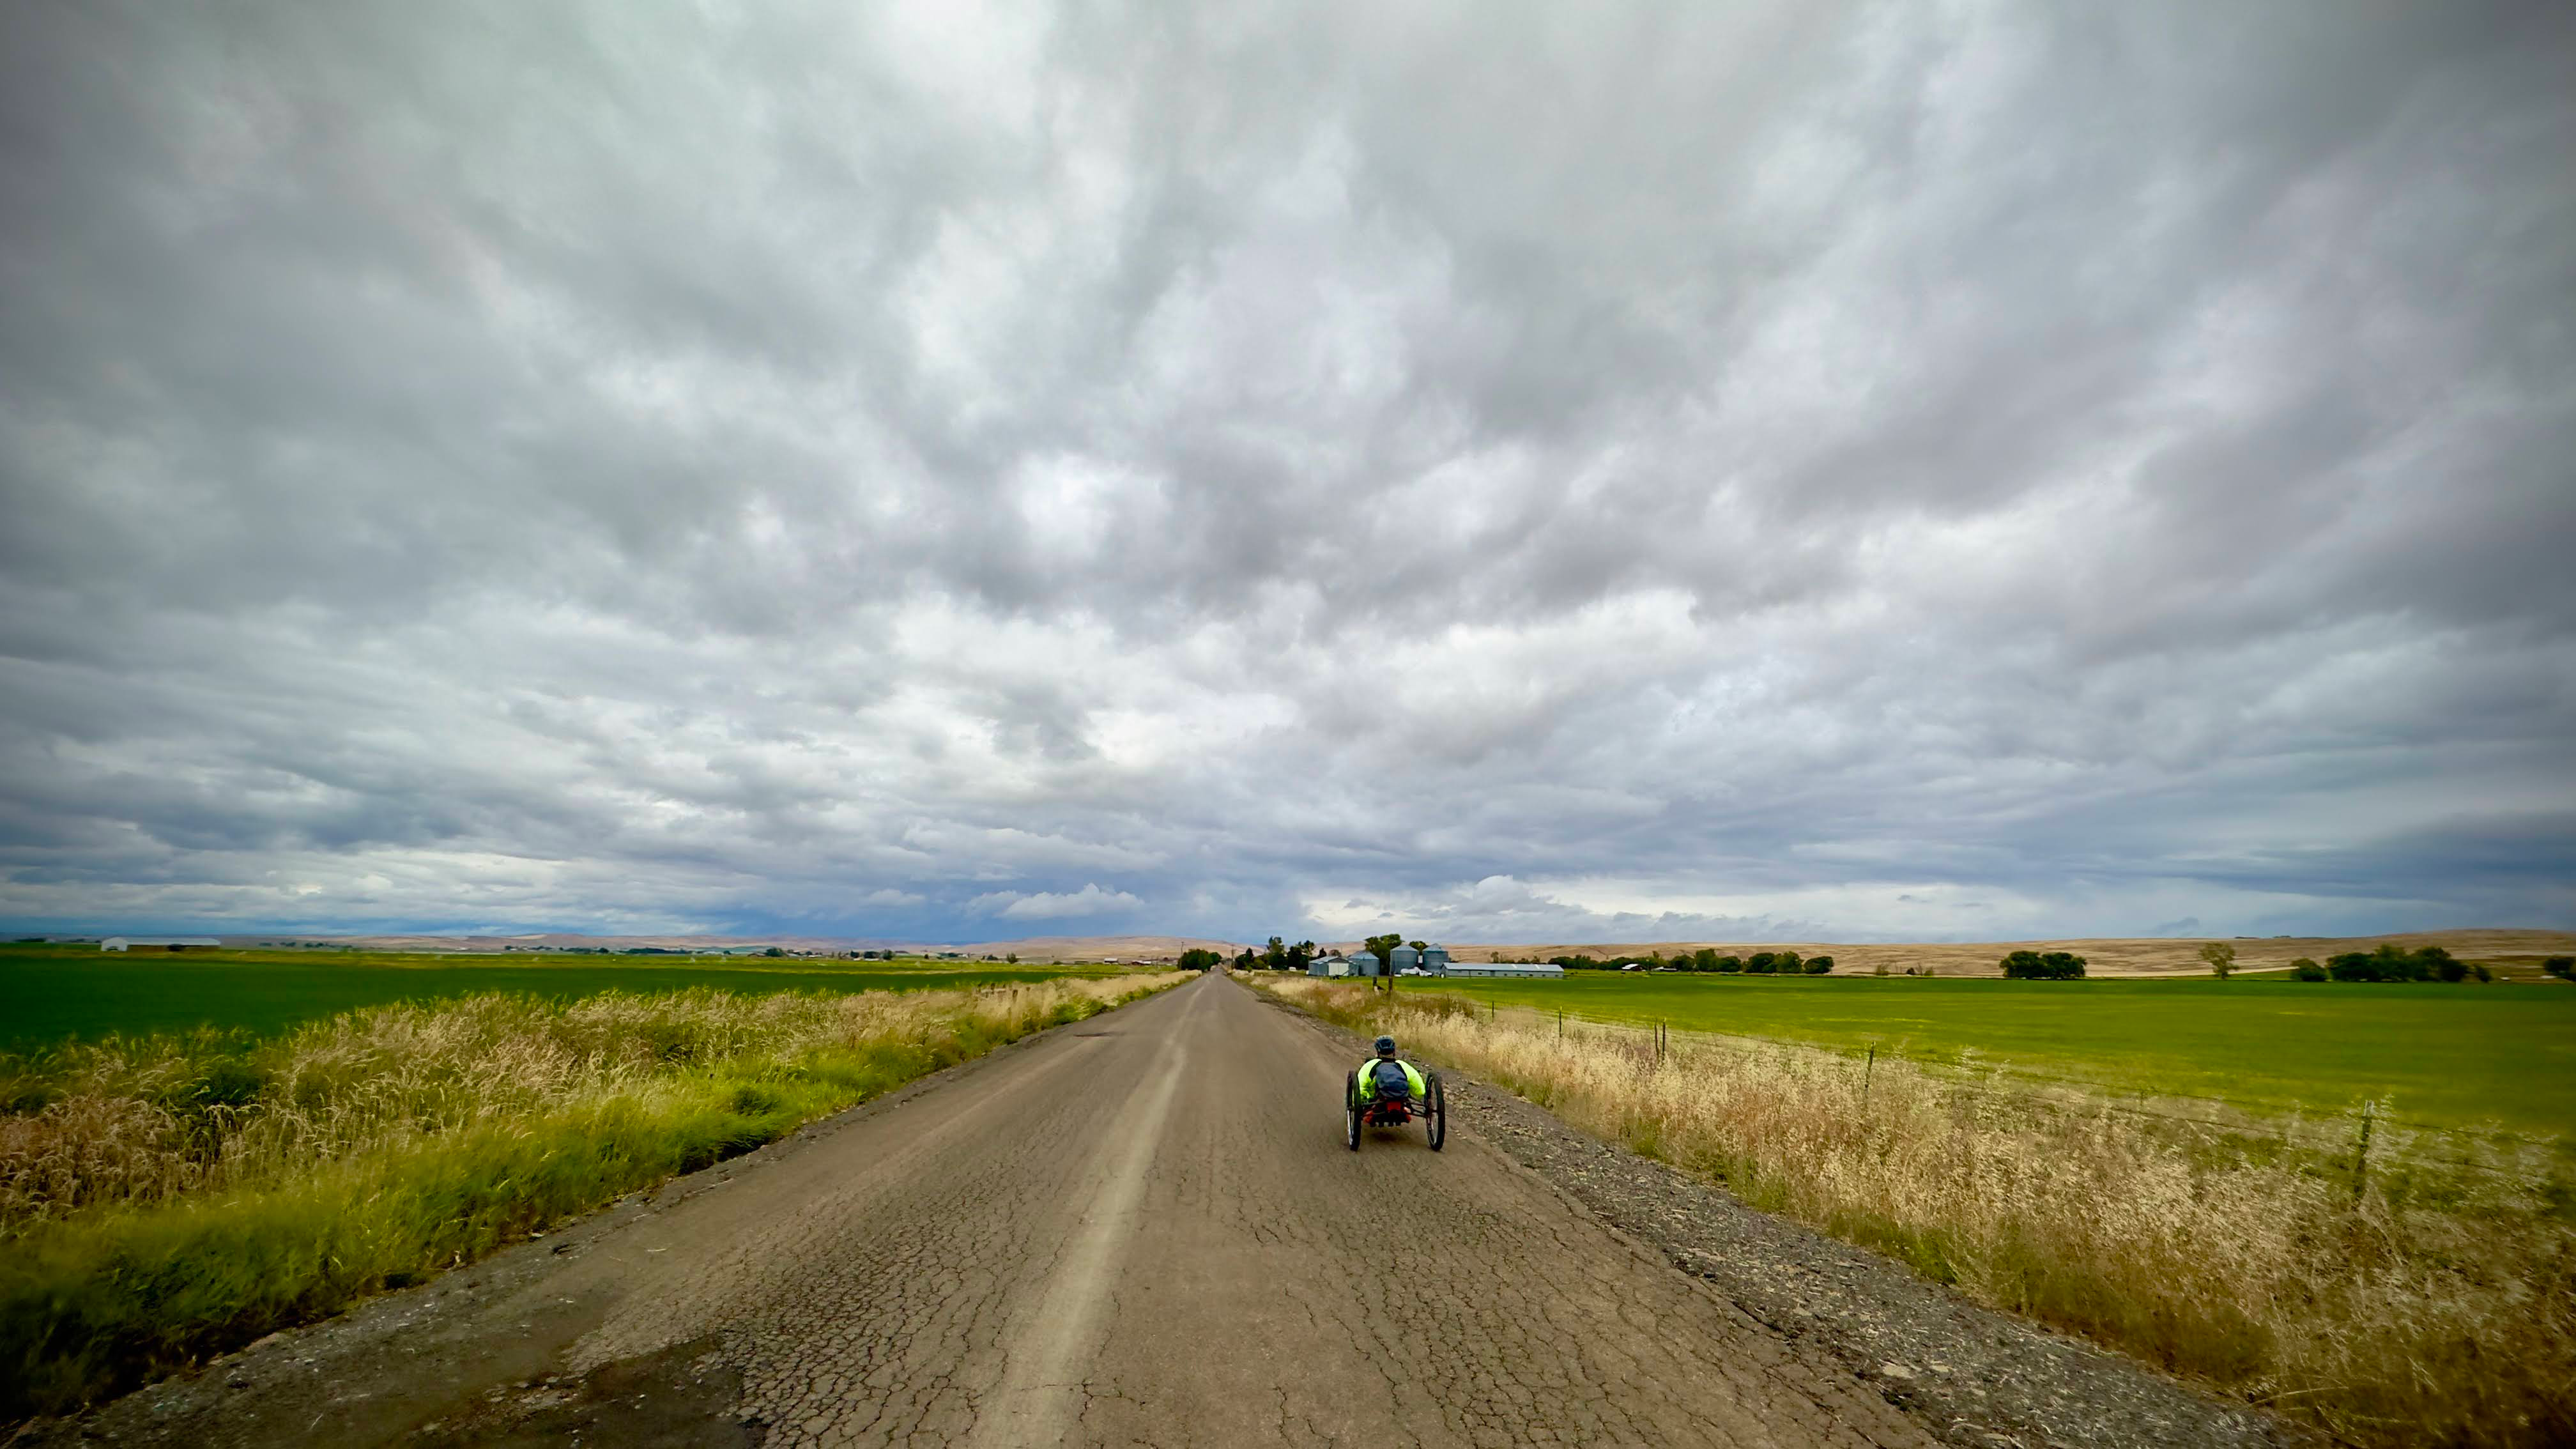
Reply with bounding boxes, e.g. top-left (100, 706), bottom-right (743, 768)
top-left (1444, 960), bottom-right (1565, 979)
top-left (100, 937), bottom-right (221, 952)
